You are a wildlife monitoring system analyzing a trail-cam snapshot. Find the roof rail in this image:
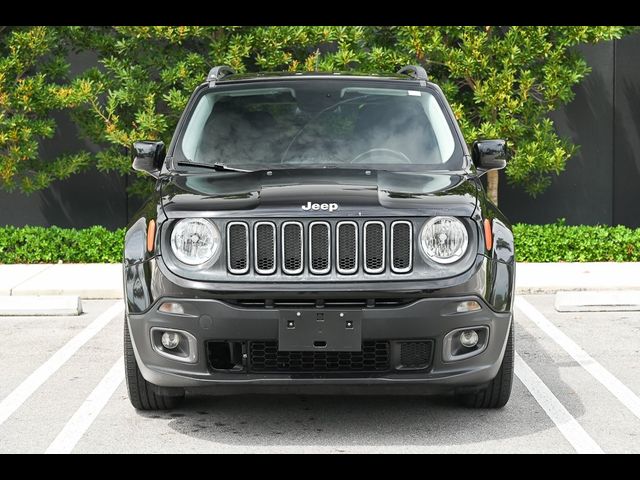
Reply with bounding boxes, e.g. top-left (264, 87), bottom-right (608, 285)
top-left (397, 65), bottom-right (428, 82)
top-left (207, 65), bottom-right (236, 86)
